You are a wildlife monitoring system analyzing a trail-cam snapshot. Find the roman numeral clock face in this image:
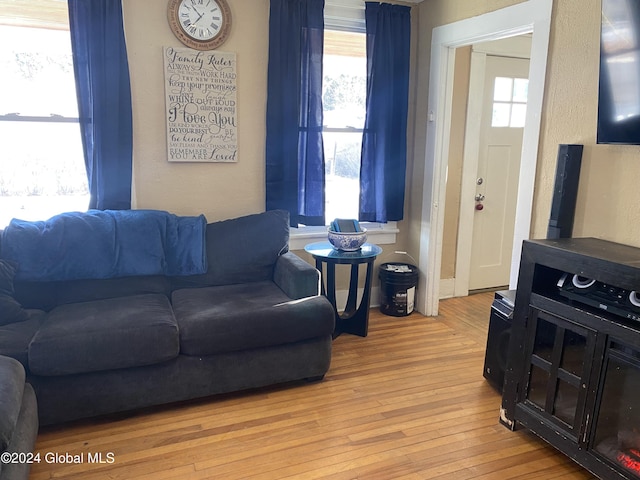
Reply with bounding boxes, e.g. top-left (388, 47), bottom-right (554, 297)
top-left (168, 0), bottom-right (232, 51)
